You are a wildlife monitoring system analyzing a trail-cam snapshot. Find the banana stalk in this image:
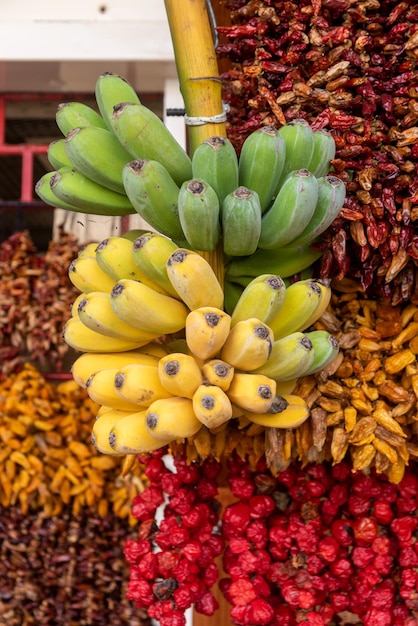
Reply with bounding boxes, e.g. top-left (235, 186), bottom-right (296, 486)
top-left (164, 0), bottom-right (226, 285)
